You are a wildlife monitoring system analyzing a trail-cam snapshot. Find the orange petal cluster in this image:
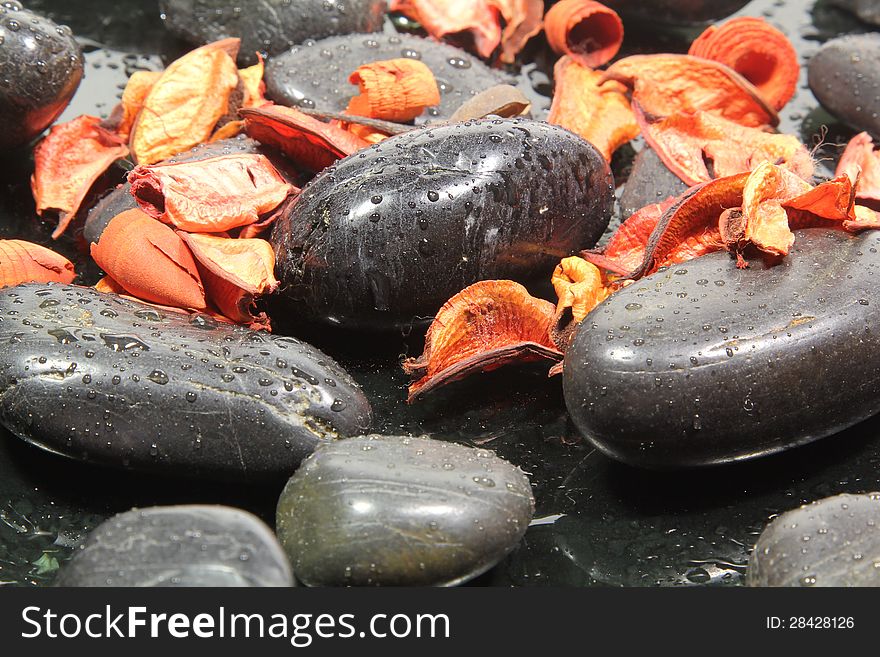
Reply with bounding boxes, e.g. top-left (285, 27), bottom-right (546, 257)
top-left (0, 240), bottom-right (76, 288)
